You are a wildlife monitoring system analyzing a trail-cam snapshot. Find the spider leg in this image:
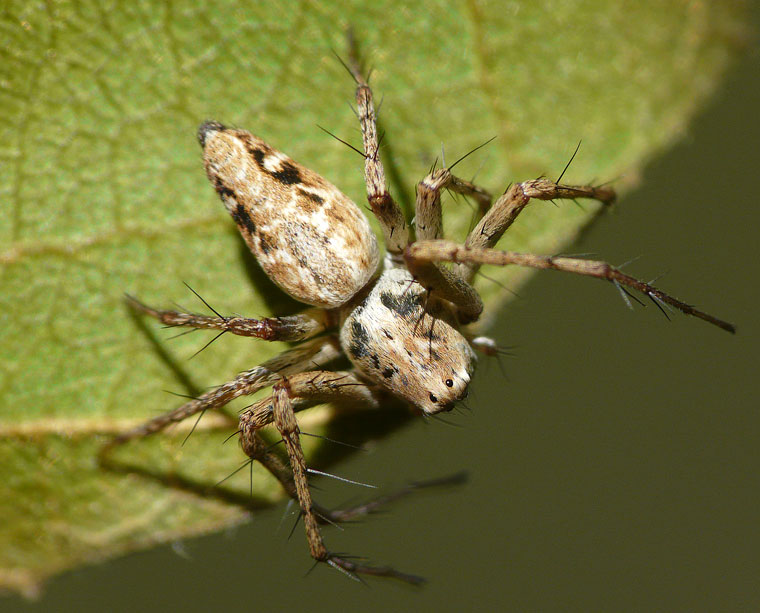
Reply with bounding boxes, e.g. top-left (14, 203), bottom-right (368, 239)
top-left (402, 177), bottom-right (616, 324)
top-left (239, 371), bottom-right (426, 584)
top-left (415, 168), bottom-right (492, 241)
top-left (406, 168), bottom-right (496, 324)
top-left (238, 370), bottom-right (383, 431)
top-left (457, 178), bottom-right (616, 282)
top-left (126, 294), bottom-right (332, 342)
top-left (468, 335), bottom-right (501, 357)
top-left (344, 39), bottom-right (409, 256)
top-left (100, 336), bottom-right (344, 455)
top-left (324, 471), bottom-right (468, 523)
top-left (406, 240), bottom-right (735, 333)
